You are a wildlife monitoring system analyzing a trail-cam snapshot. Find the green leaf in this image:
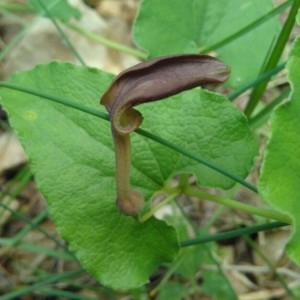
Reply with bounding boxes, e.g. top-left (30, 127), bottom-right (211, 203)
top-left (0, 62), bottom-right (178, 290)
top-left (158, 213), bottom-right (237, 299)
top-left (28, 0), bottom-right (81, 21)
top-left (259, 33), bottom-right (300, 265)
top-left (0, 62), bottom-right (256, 289)
top-left (133, 0), bottom-right (280, 88)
